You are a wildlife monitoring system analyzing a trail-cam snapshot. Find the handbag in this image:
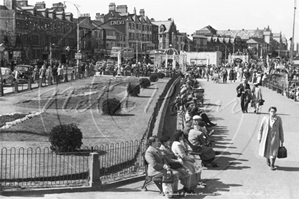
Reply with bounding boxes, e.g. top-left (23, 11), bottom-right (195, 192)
top-left (258, 99), bottom-right (265, 106)
top-left (162, 170), bottom-right (175, 183)
top-left (277, 146), bottom-right (287, 159)
top-left (169, 162), bottom-right (183, 170)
